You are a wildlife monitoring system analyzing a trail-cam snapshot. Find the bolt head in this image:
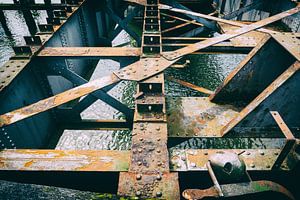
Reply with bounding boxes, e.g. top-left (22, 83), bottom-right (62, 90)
top-left (136, 191), bottom-right (141, 196)
top-left (156, 175), bottom-right (162, 180)
top-left (136, 174), bottom-right (142, 180)
top-left (156, 191), bottom-right (162, 197)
